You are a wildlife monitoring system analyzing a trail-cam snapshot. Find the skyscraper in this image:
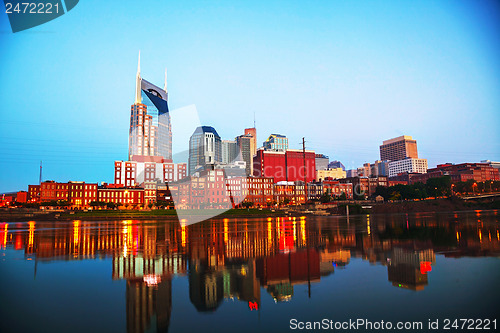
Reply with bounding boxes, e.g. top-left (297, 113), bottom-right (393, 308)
top-left (244, 128), bottom-right (257, 157)
top-left (129, 52), bottom-right (172, 161)
top-left (221, 139), bottom-right (238, 164)
top-left (188, 126), bottom-right (222, 175)
top-left (236, 134), bottom-right (253, 176)
top-left (379, 135), bottom-right (418, 162)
